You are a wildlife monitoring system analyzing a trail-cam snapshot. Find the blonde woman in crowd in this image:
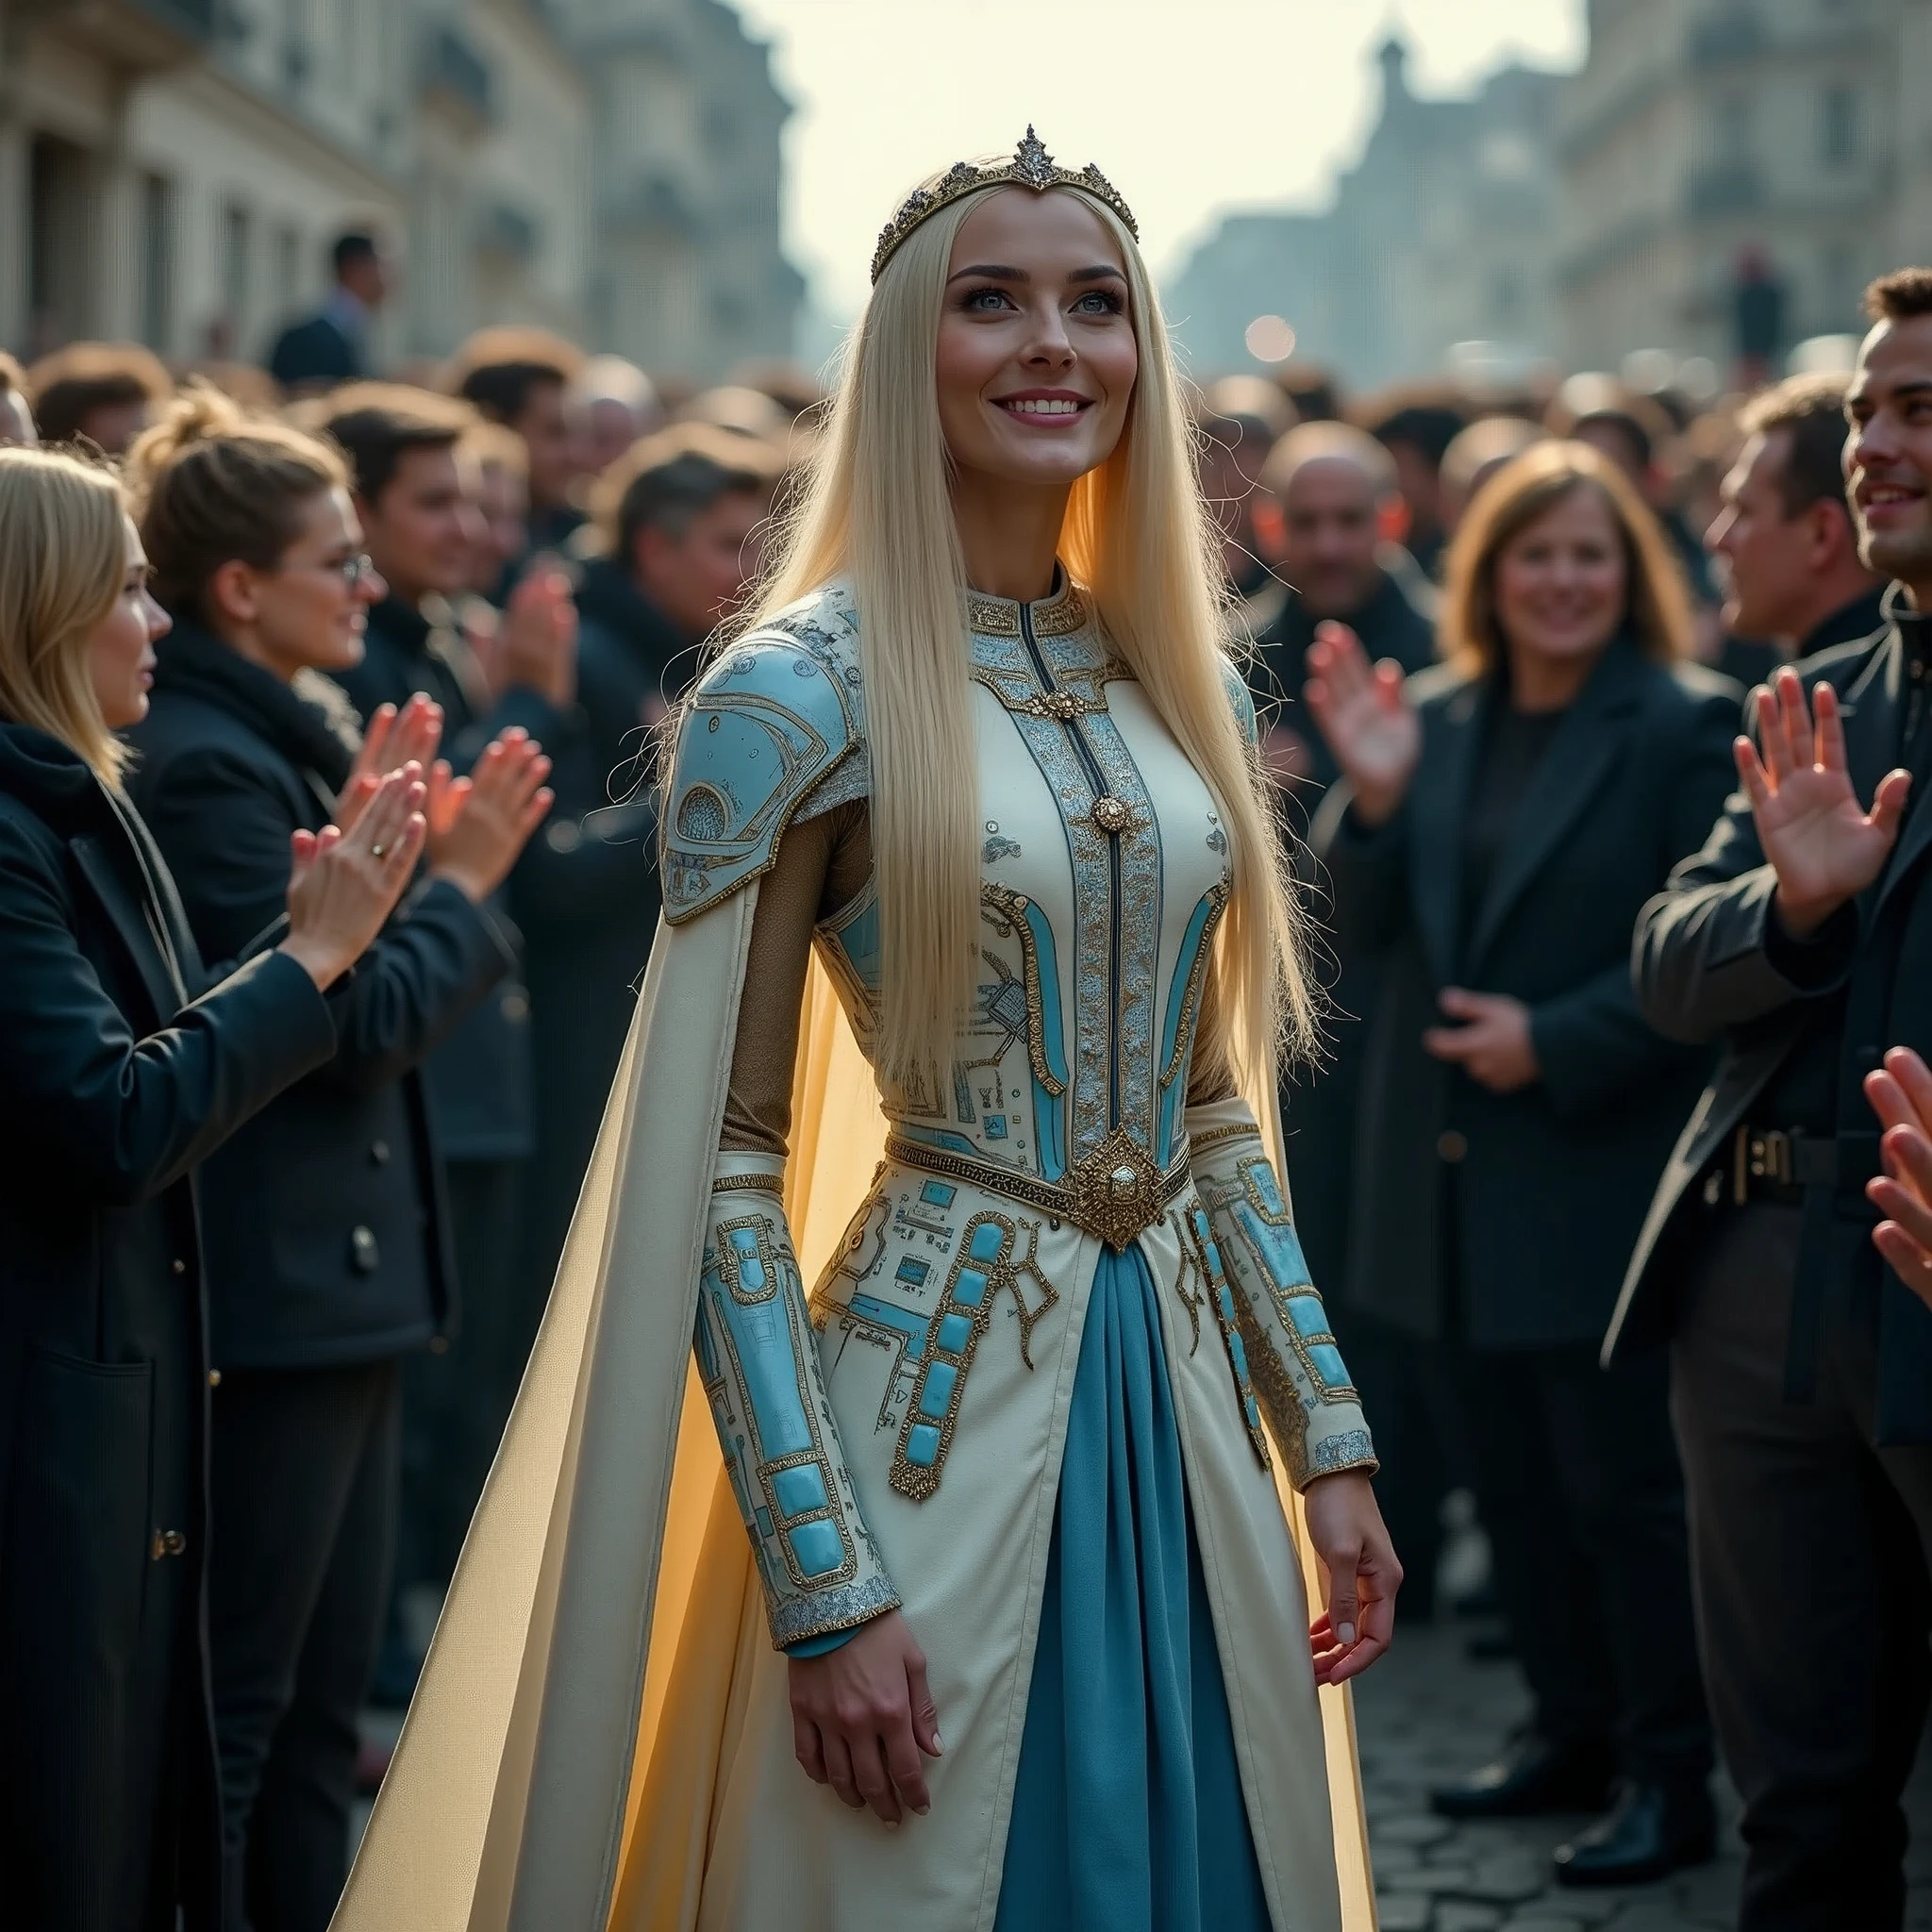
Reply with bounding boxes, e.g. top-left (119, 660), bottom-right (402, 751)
top-left (0, 445), bottom-right (423, 1928)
